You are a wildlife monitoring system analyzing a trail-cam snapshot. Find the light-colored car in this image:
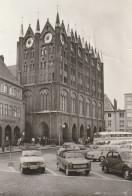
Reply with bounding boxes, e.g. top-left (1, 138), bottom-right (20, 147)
top-left (20, 149), bottom-right (46, 174)
top-left (57, 143), bottom-right (88, 157)
top-left (57, 142), bottom-right (76, 155)
top-left (86, 145), bottom-right (118, 161)
top-left (57, 150), bottom-right (91, 176)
